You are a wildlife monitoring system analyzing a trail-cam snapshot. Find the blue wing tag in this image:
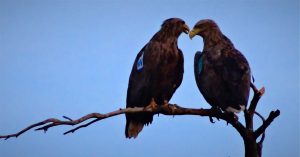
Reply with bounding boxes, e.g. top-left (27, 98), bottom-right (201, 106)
top-left (137, 52), bottom-right (144, 71)
top-left (198, 56), bottom-right (203, 74)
